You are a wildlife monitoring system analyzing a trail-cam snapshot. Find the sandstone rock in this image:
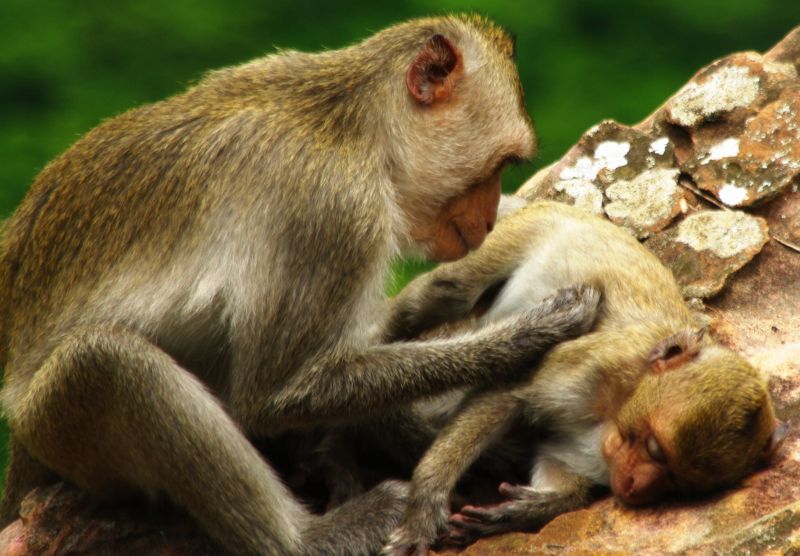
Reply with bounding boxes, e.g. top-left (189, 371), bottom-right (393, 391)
top-left (677, 82), bottom-right (800, 208)
top-left (604, 168), bottom-right (683, 238)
